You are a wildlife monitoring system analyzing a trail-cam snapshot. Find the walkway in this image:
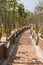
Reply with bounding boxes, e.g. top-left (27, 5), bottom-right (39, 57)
top-left (7, 29), bottom-right (43, 65)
